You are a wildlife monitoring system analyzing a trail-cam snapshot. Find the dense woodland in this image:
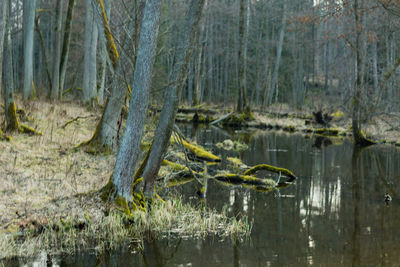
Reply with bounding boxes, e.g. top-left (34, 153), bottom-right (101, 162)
top-left (1, 0), bottom-right (400, 257)
top-left (1, 0), bottom-right (399, 107)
